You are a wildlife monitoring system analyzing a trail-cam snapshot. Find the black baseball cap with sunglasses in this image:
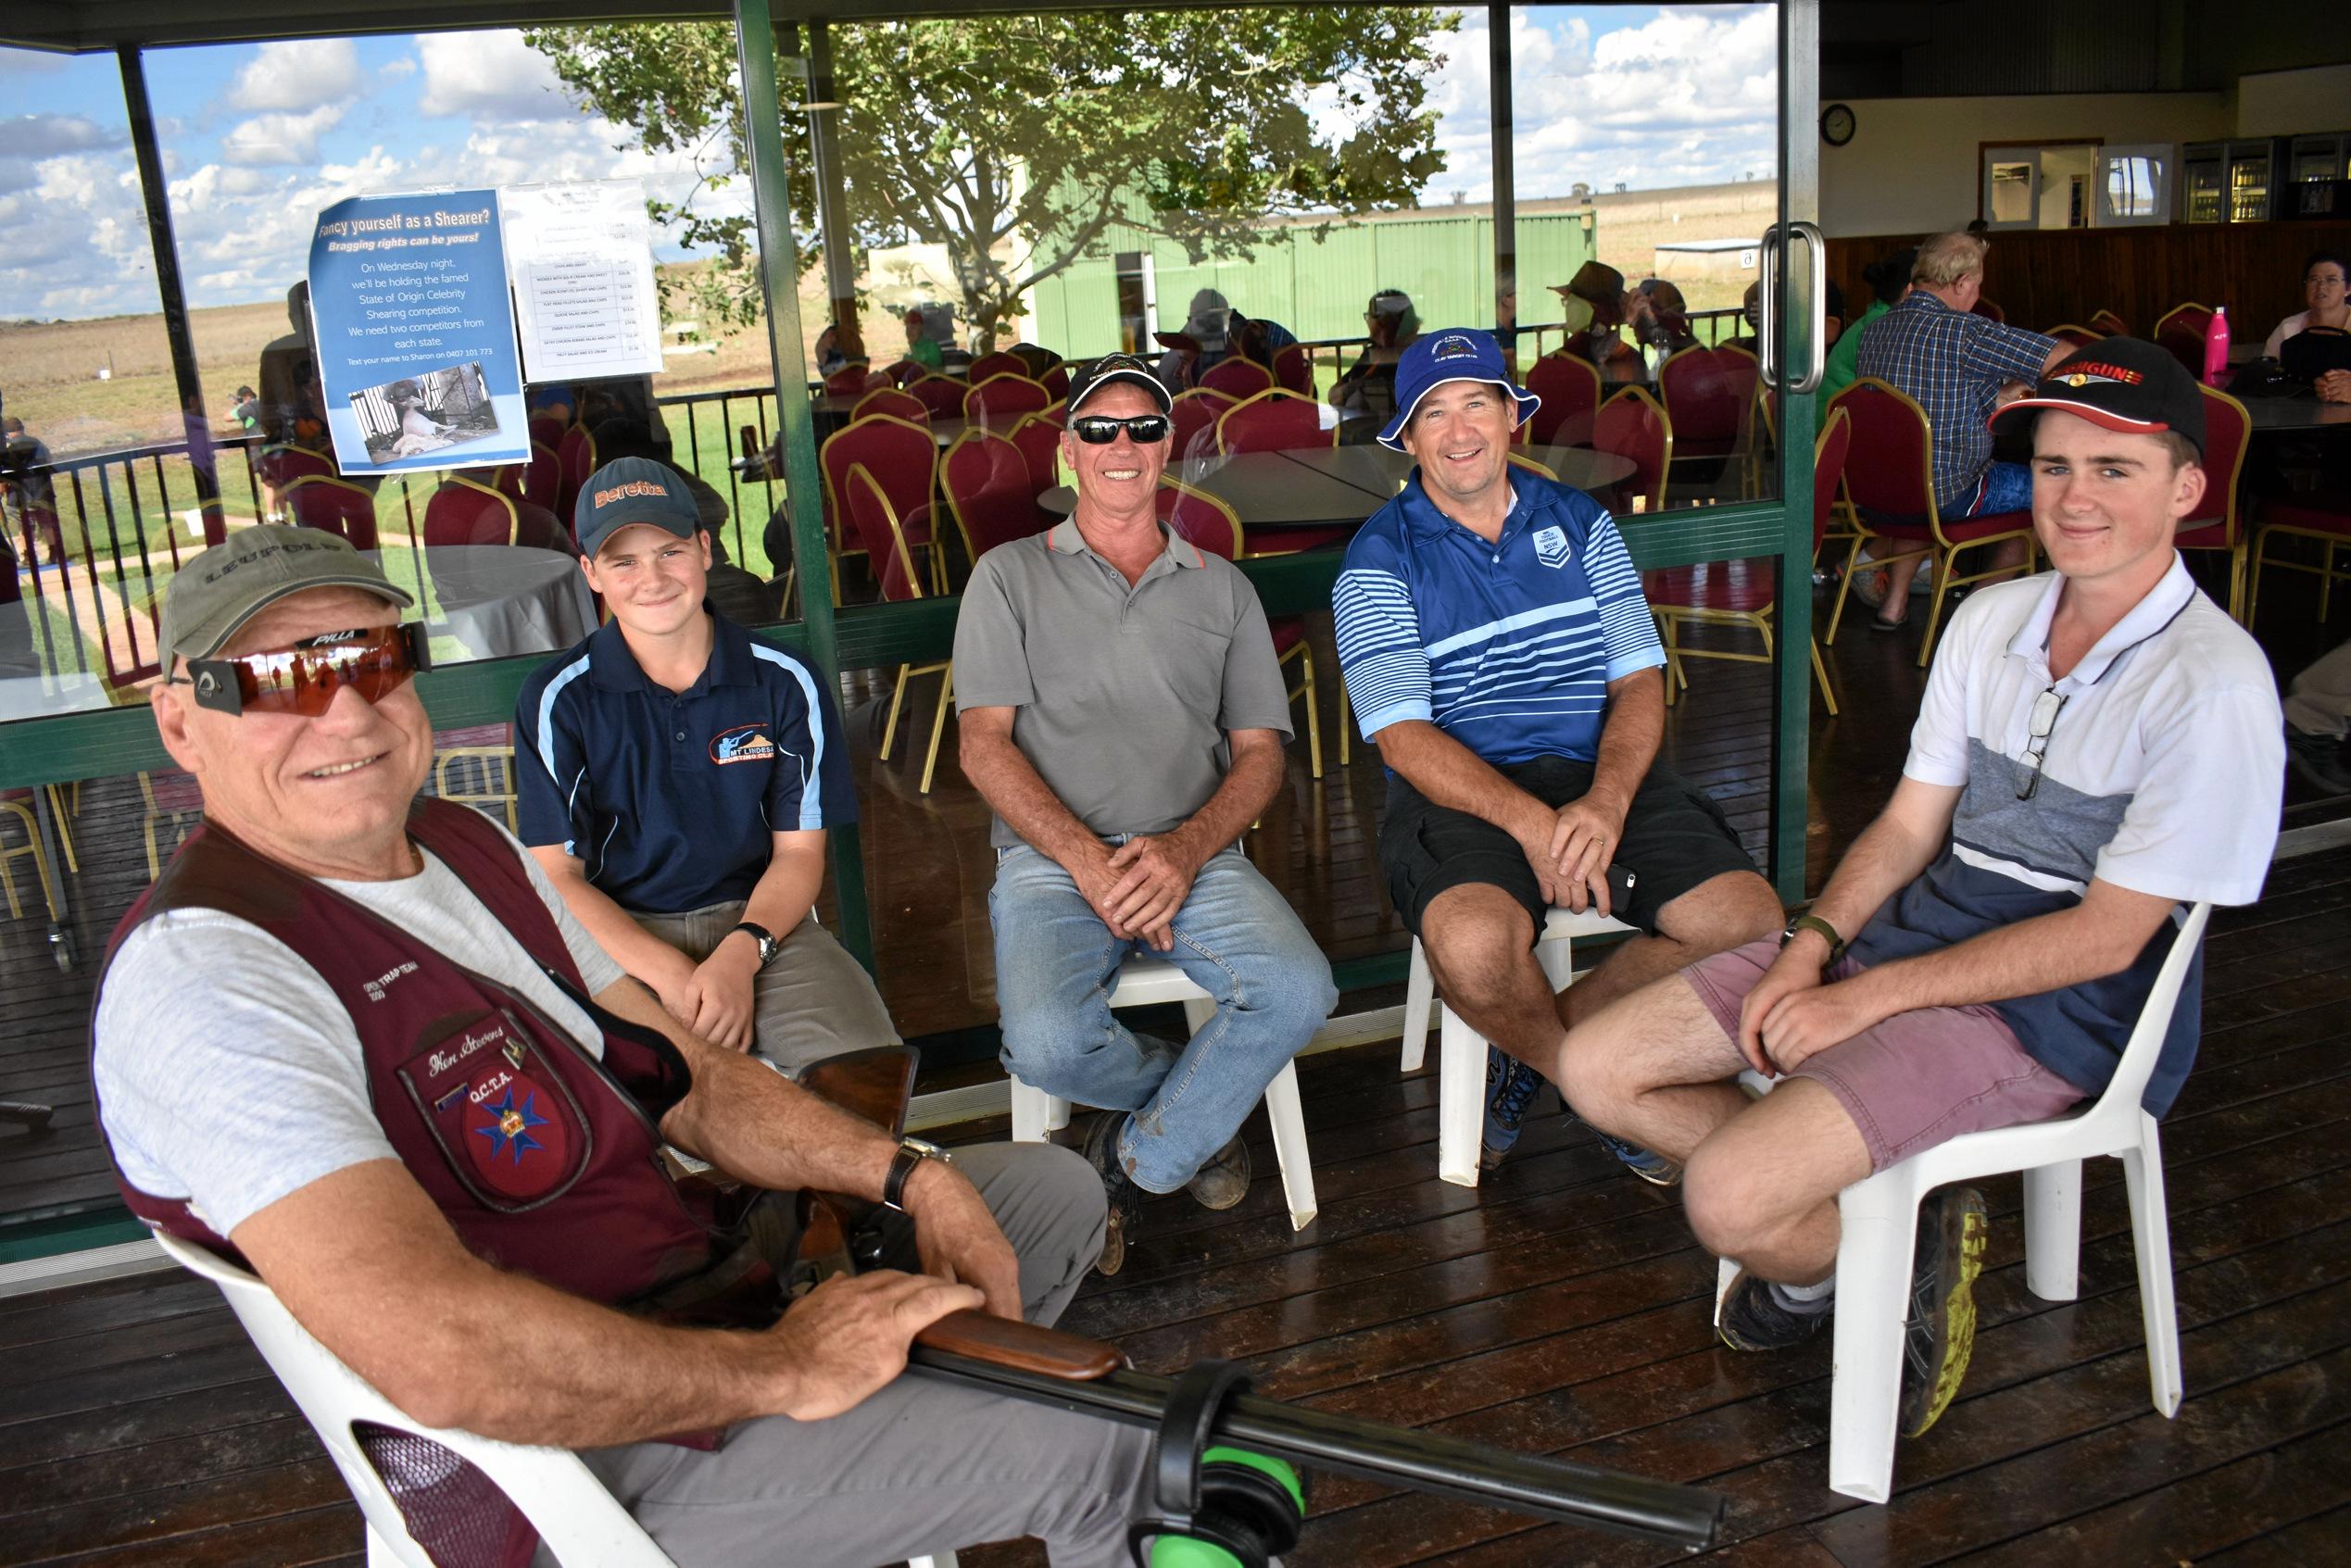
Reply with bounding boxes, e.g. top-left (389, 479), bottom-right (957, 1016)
top-left (157, 525), bottom-right (428, 718)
